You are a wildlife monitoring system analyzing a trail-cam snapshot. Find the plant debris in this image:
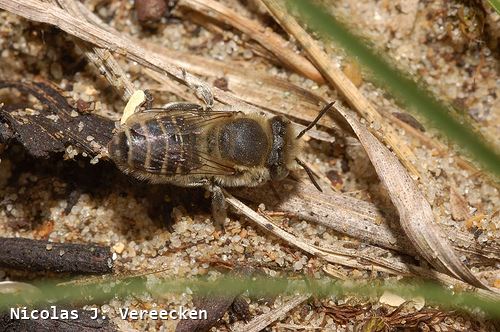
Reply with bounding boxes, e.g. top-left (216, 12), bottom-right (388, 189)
top-left (0, 0), bottom-right (498, 330)
top-left (0, 81), bottom-right (113, 158)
